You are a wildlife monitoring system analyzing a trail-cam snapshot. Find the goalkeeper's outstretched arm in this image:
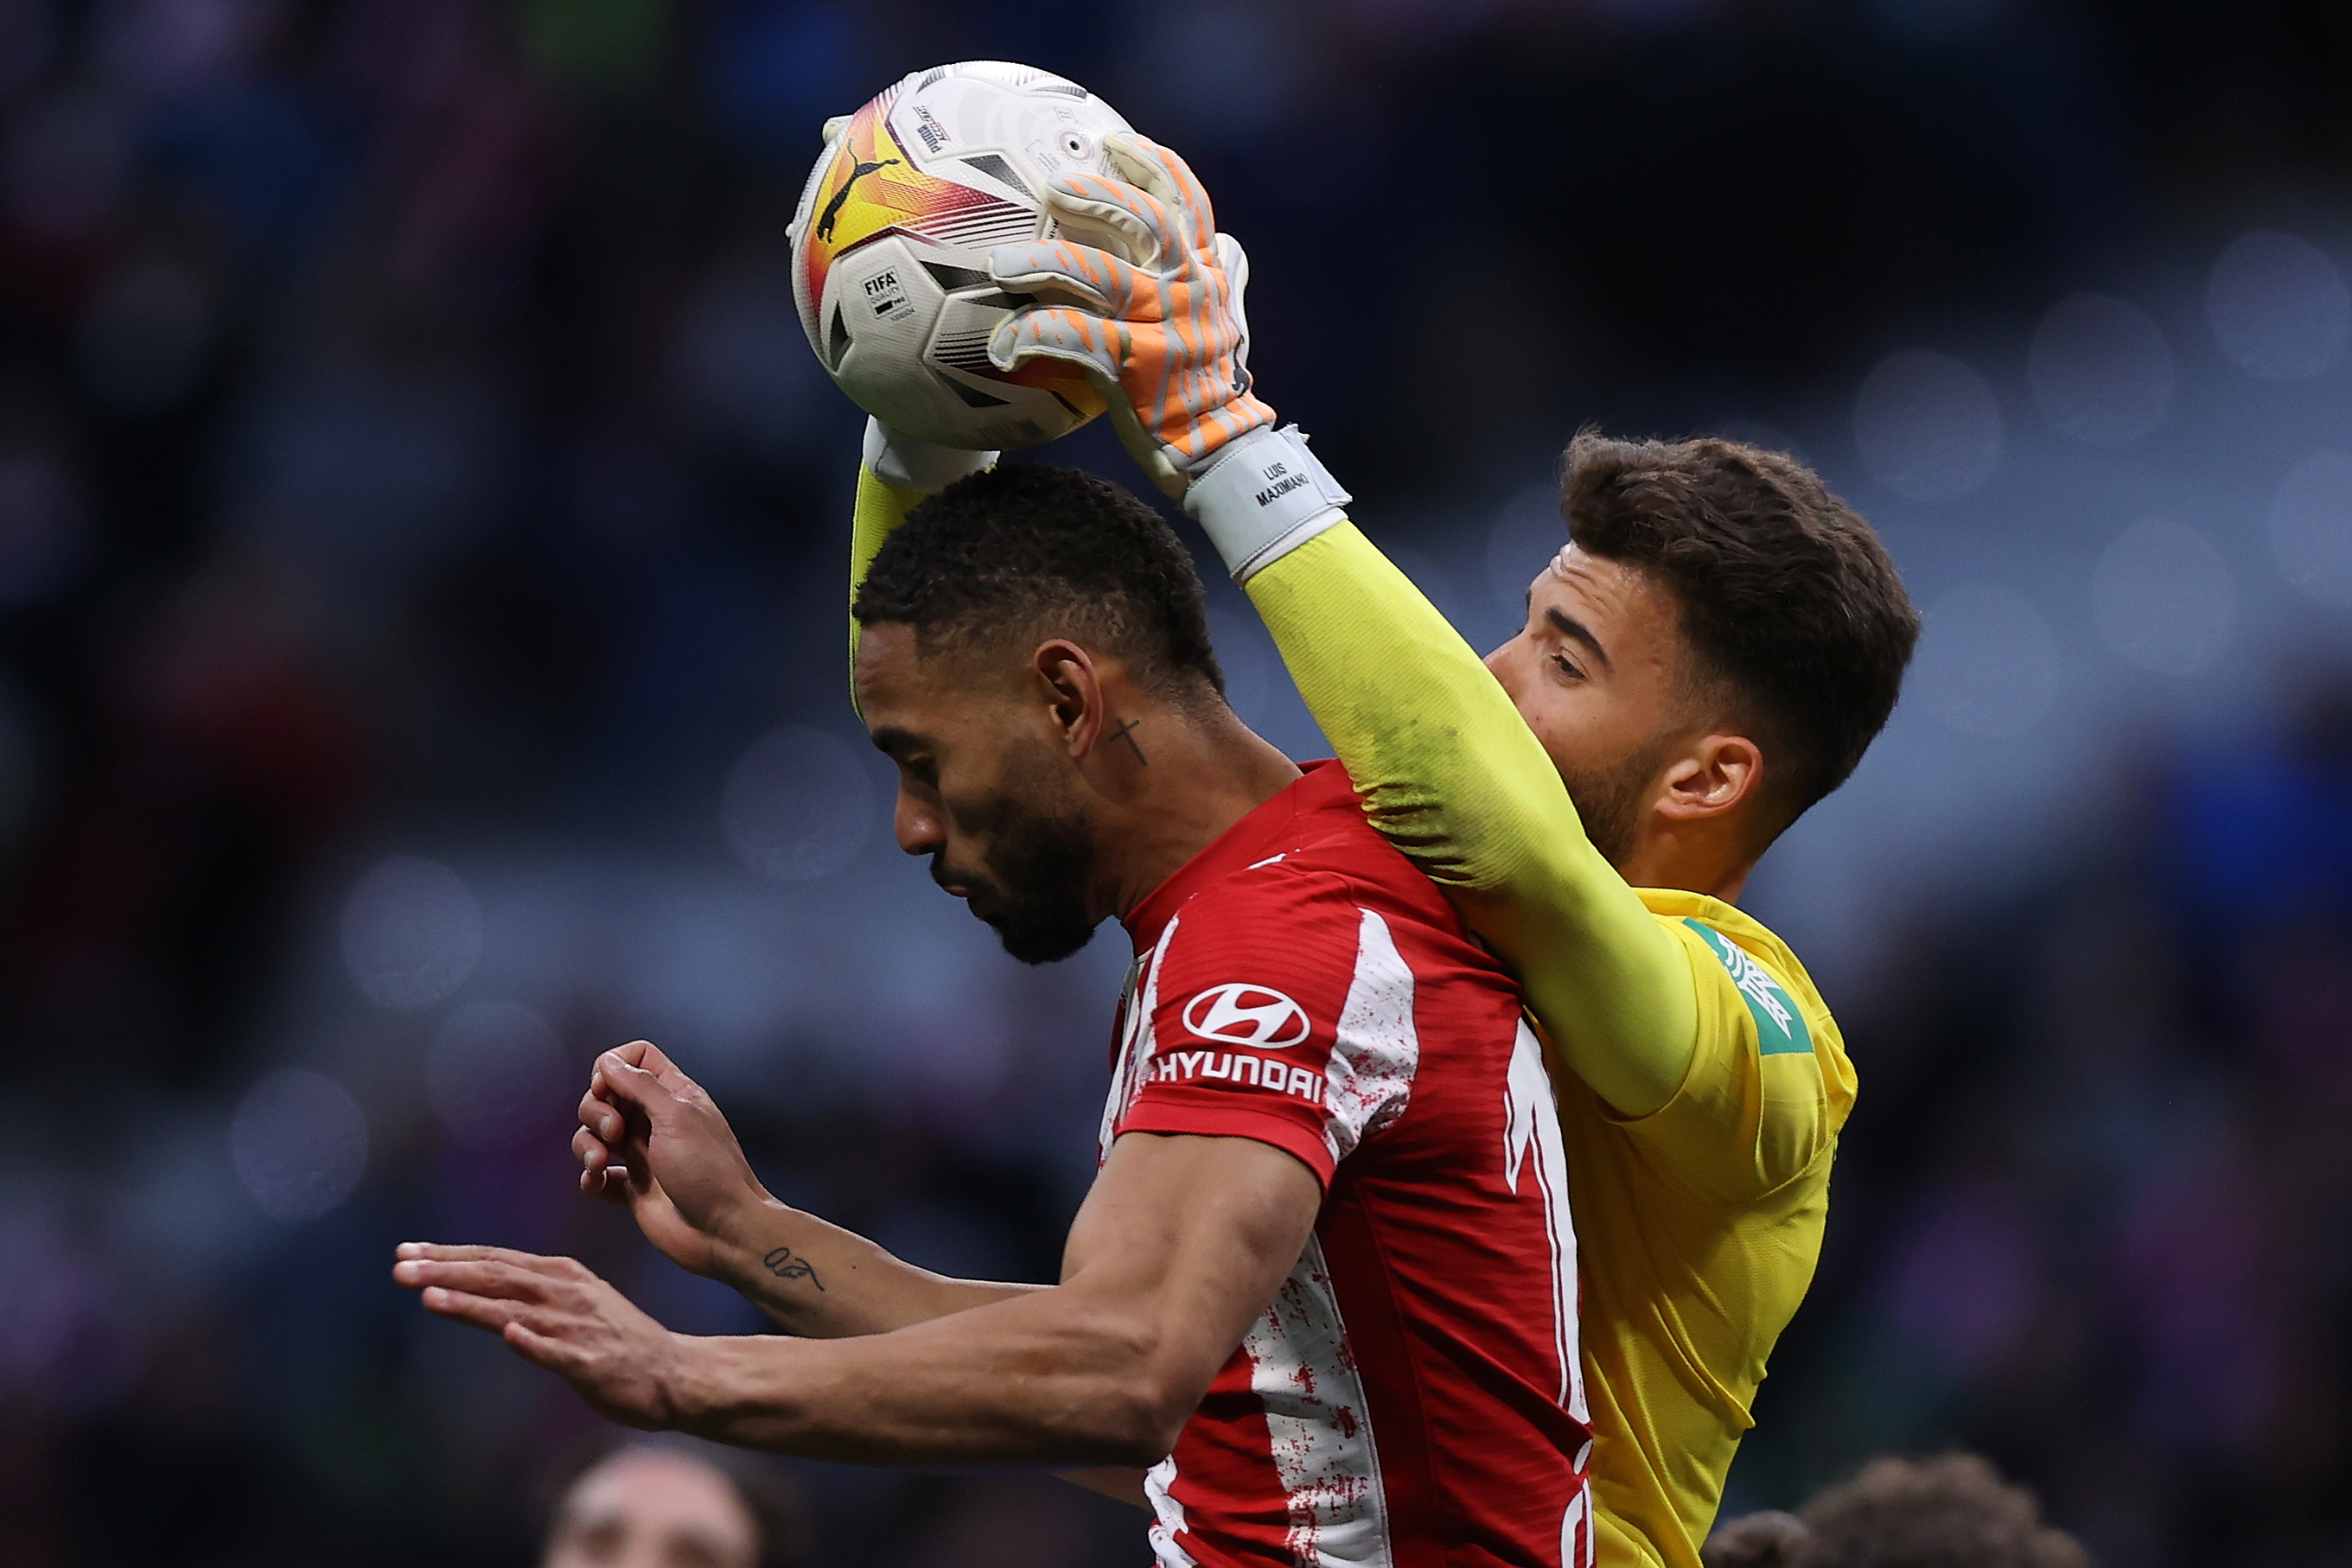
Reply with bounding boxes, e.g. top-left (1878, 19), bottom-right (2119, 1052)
top-left (847, 420), bottom-right (995, 711)
top-left (1241, 519), bottom-right (1699, 1117)
top-left (978, 131), bottom-right (1700, 1117)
